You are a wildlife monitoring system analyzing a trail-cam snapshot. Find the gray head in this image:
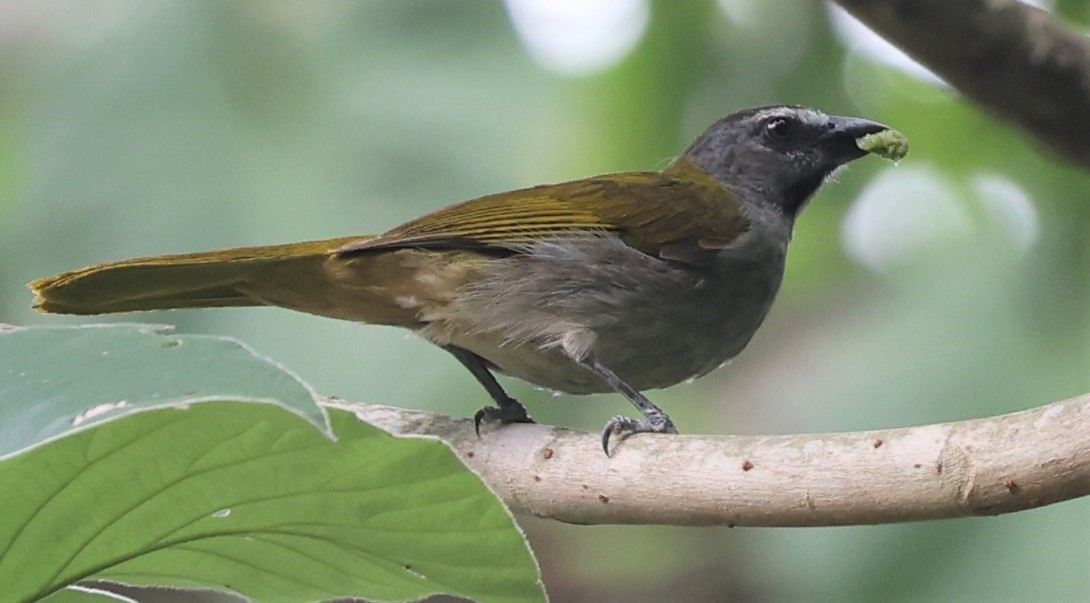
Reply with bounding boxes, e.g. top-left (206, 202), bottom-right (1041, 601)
top-left (682, 105), bottom-right (890, 218)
